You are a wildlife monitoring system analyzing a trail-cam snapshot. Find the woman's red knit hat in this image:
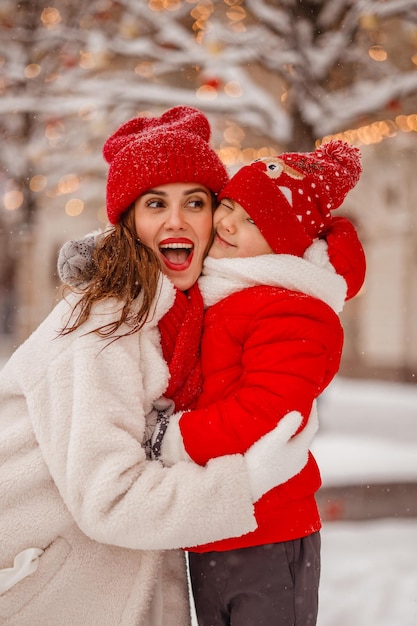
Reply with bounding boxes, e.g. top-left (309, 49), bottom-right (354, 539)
top-left (103, 106), bottom-right (229, 224)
